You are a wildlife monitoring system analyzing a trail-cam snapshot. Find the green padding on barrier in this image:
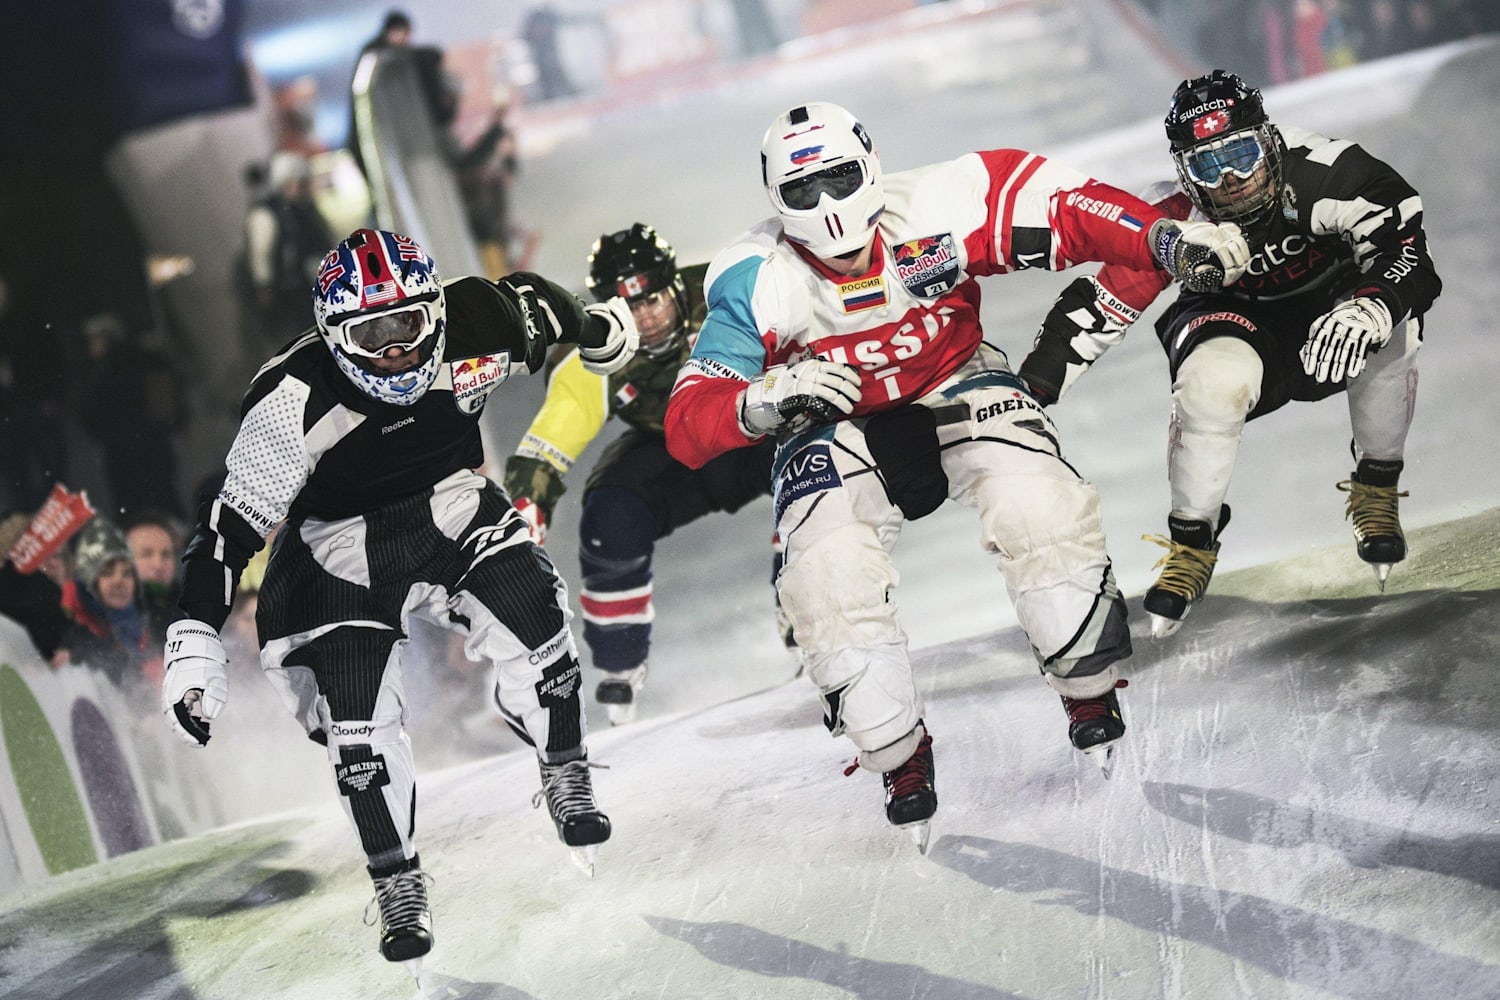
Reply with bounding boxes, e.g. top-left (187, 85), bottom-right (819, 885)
top-left (0, 664), bottom-right (97, 874)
